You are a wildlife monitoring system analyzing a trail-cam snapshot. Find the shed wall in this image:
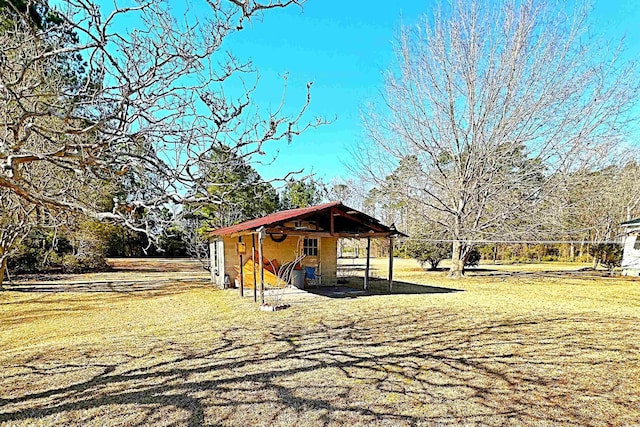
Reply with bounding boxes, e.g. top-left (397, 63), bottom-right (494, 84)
top-left (622, 232), bottom-right (640, 276)
top-left (216, 235), bottom-right (339, 286)
top-left (222, 236), bottom-right (239, 284)
top-left (261, 235), bottom-right (303, 265)
top-left (320, 238), bottom-right (338, 283)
